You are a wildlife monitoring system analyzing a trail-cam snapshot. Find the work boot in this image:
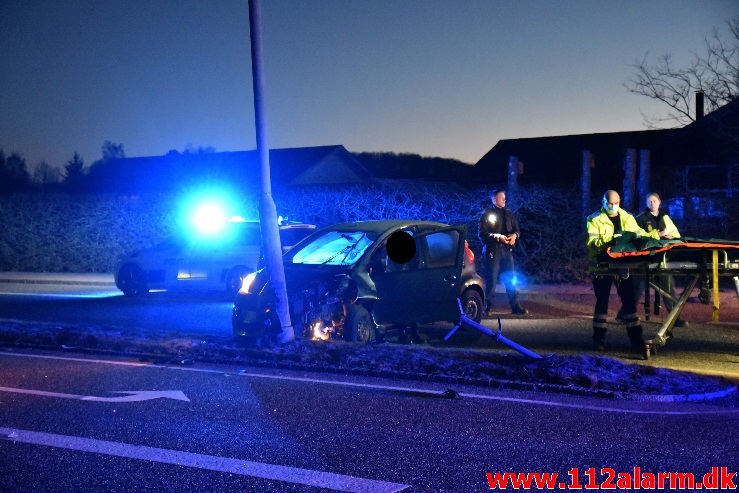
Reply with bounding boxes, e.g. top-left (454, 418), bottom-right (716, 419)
top-left (484, 305), bottom-right (495, 317)
top-left (627, 326), bottom-right (644, 349)
top-left (592, 328), bottom-right (607, 351)
top-left (511, 305), bottom-right (528, 315)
